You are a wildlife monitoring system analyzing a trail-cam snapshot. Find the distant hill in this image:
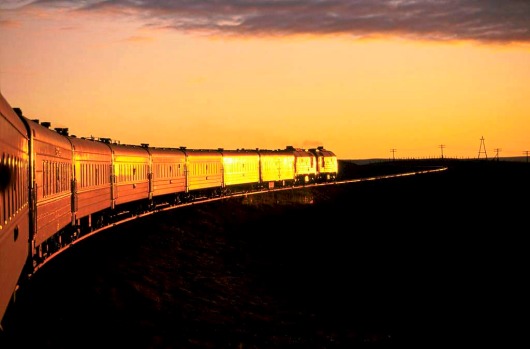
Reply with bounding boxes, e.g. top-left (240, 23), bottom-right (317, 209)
top-left (338, 157), bottom-right (530, 182)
